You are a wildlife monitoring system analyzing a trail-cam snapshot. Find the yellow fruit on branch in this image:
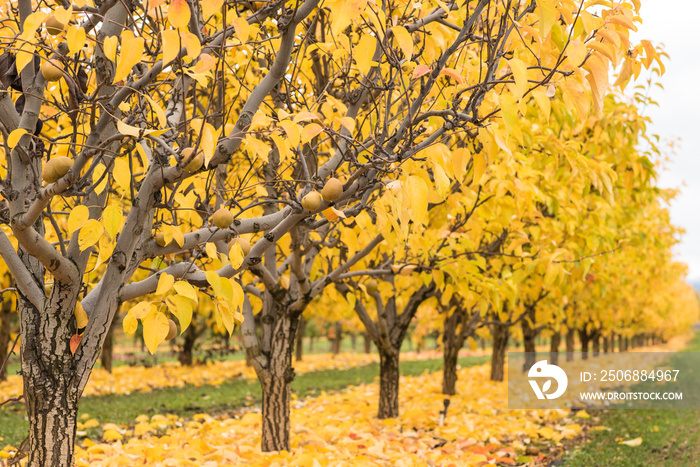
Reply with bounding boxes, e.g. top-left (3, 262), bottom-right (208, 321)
top-left (181, 148), bottom-right (204, 172)
top-left (366, 279), bottom-right (378, 294)
top-left (41, 59), bottom-right (64, 82)
top-left (321, 177), bottom-right (343, 202)
top-left (45, 16), bottom-right (65, 35)
top-left (165, 319), bottom-right (178, 341)
top-left (301, 191), bottom-right (322, 211)
top-left (41, 156), bottom-right (72, 183)
top-left (212, 208), bottom-right (234, 229)
top-left (155, 232), bottom-right (167, 247)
